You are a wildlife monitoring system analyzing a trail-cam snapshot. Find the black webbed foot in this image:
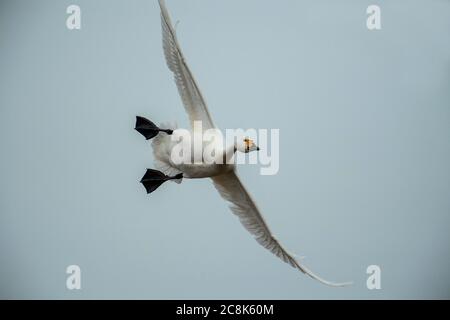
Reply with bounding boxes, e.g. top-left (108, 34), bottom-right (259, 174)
top-left (135, 116), bottom-right (173, 140)
top-left (140, 169), bottom-right (182, 194)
